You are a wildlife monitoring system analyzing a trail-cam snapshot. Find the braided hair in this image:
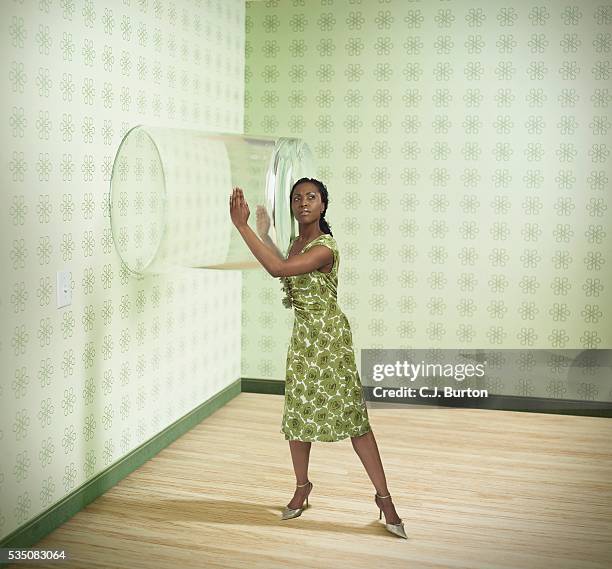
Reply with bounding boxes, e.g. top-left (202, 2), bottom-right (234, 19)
top-left (289, 177), bottom-right (333, 237)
